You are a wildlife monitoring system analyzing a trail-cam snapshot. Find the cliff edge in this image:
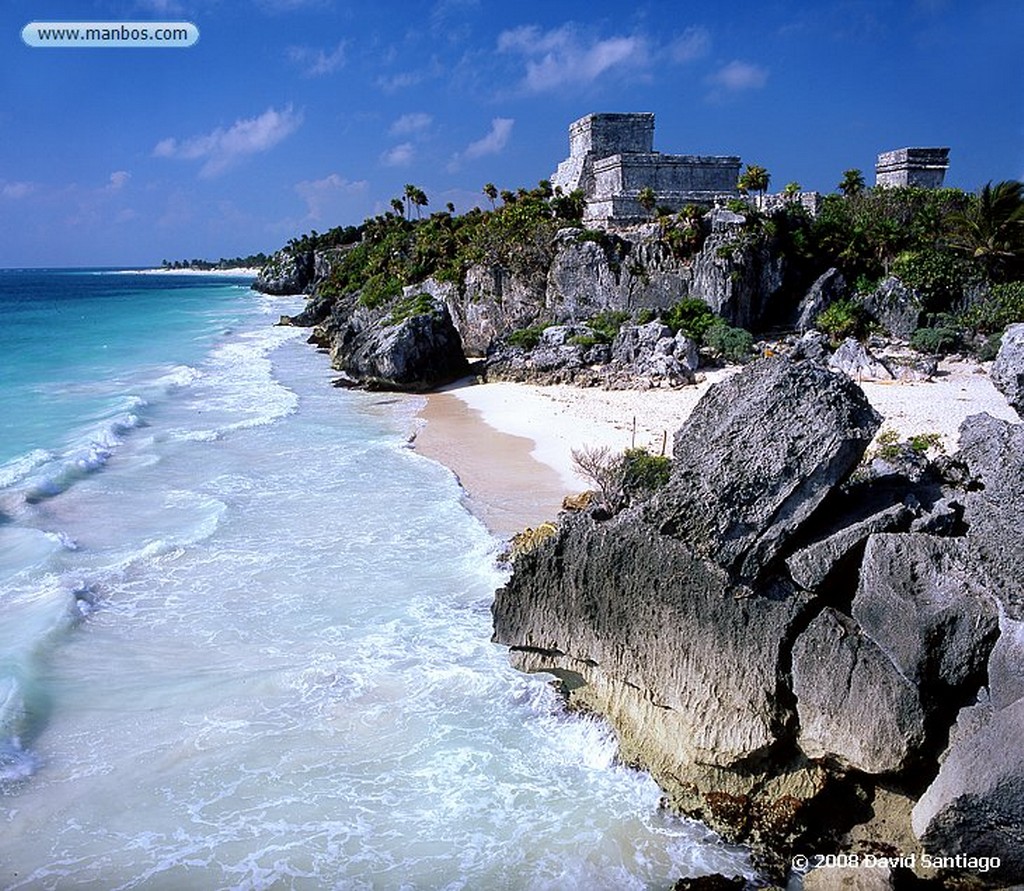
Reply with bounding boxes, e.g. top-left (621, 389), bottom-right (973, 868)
top-left (494, 356), bottom-right (1024, 886)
